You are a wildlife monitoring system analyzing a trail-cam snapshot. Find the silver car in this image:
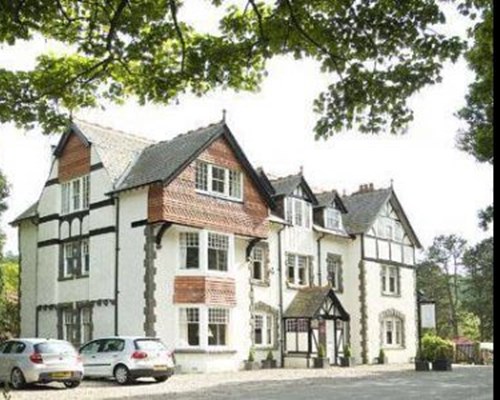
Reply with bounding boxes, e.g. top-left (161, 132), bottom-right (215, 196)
top-left (0, 338), bottom-right (83, 389)
top-left (79, 336), bottom-right (175, 385)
